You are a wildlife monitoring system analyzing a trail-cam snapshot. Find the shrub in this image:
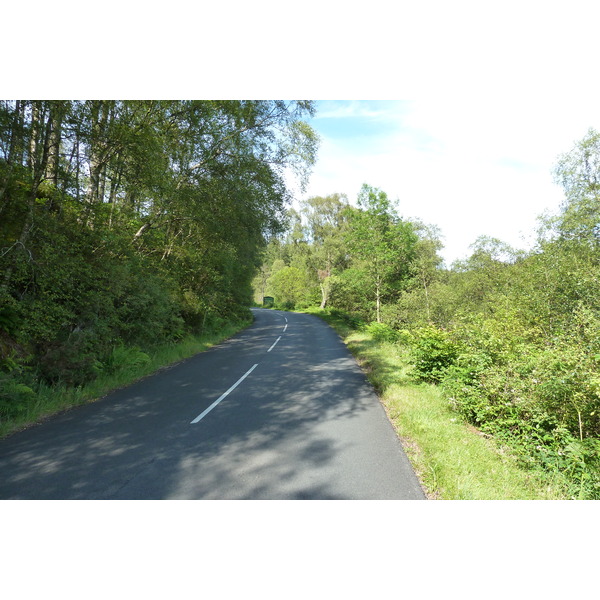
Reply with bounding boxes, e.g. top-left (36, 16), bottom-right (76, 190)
top-left (365, 321), bottom-right (398, 343)
top-left (38, 336), bottom-right (103, 387)
top-left (0, 371), bottom-right (36, 421)
top-left (101, 345), bottom-right (151, 376)
top-left (278, 300), bottom-right (296, 311)
top-left (438, 337), bottom-right (600, 498)
top-left (328, 269), bottom-right (374, 319)
top-left (442, 356), bottom-right (491, 426)
top-left (328, 308), bottom-right (364, 330)
top-left (410, 326), bottom-right (459, 383)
